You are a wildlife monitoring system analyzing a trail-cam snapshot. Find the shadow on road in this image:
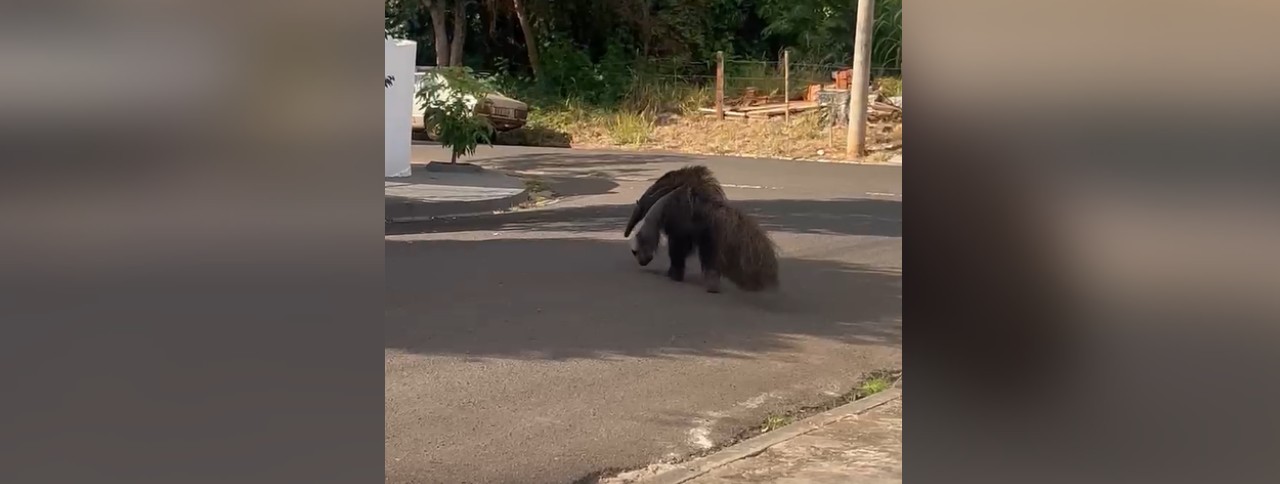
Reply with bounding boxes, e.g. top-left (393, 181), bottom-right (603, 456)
top-left (478, 151), bottom-right (697, 181)
top-left (385, 236), bottom-right (900, 360)
top-left (385, 197), bottom-right (901, 238)
top-left (494, 126), bottom-right (574, 148)
top-left (527, 174), bottom-right (622, 198)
